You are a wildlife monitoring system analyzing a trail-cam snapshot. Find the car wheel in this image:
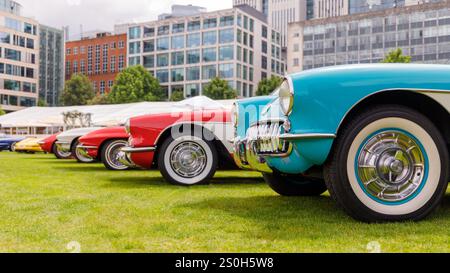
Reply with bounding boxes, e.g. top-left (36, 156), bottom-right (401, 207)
top-left (52, 143), bottom-right (72, 159)
top-left (263, 172), bottom-right (328, 196)
top-left (9, 142), bottom-right (16, 152)
top-left (324, 105), bottom-right (449, 222)
top-left (101, 139), bottom-right (129, 171)
top-left (158, 133), bottom-right (218, 186)
top-left (72, 139), bottom-right (95, 163)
